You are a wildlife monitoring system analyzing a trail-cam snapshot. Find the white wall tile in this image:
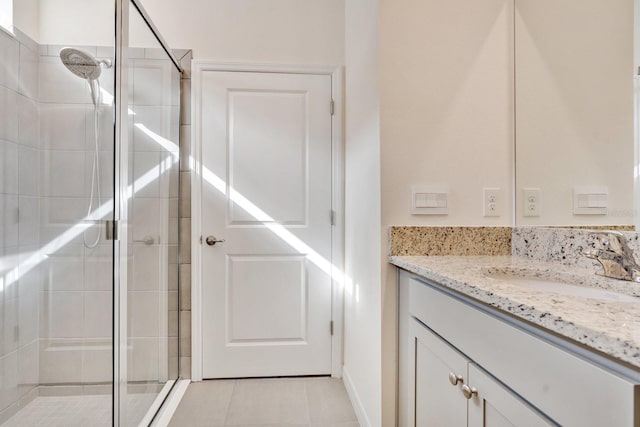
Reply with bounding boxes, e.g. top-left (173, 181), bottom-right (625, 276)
top-left (132, 197), bottom-right (159, 241)
top-left (0, 140), bottom-right (18, 194)
top-left (132, 61), bottom-right (164, 106)
top-left (18, 196), bottom-right (39, 247)
top-left (96, 46), bottom-right (115, 60)
top-left (39, 291), bottom-right (83, 338)
top-left (84, 150), bottom-right (114, 199)
top-left (40, 104), bottom-right (88, 150)
top-left (131, 245), bottom-right (160, 291)
top-left (17, 94), bottom-right (38, 148)
top-left (132, 106), bottom-right (165, 152)
top-left (85, 244), bottom-right (113, 291)
top-left (133, 151), bottom-right (161, 197)
top-left (18, 342), bottom-right (38, 397)
top-left (128, 291), bottom-right (159, 338)
top-left (0, 195), bottom-right (19, 249)
top-left (0, 352), bottom-right (18, 411)
top-left (0, 297), bottom-right (18, 356)
top-left (39, 339), bottom-right (83, 383)
top-left (18, 146), bottom-right (39, 196)
top-left (39, 197), bottom-right (86, 245)
top-left (18, 268), bottom-right (39, 346)
top-left (19, 44), bottom-right (38, 99)
top-left (39, 57), bottom-right (90, 104)
top-left (43, 245), bottom-right (84, 292)
top-left (82, 341), bottom-right (111, 383)
top-left (128, 337), bottom-right (159, 382)
top-left (0, 31), bottom-right (19, 92)
top-left (0, 87), bottom-right (18, 143)
top-left (40, 150), bottom-right (85, 197)
top-left (84, 291), bottom-right (111, 338)
top-left (85, 105), bottom-right (115, 152)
